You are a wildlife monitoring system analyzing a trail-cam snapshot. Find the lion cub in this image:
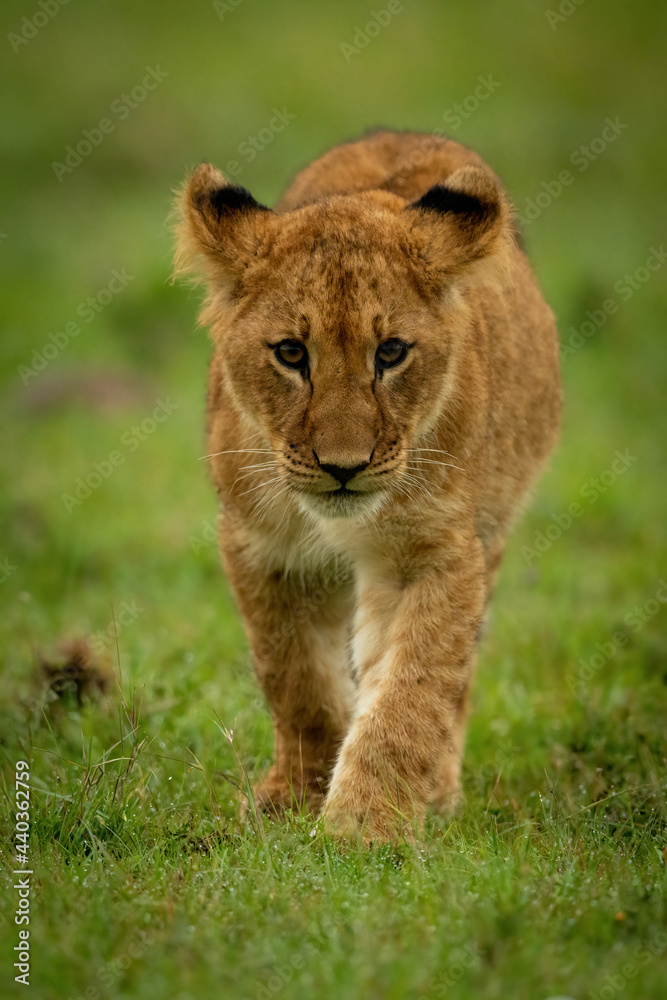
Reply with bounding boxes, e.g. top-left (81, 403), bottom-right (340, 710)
top-left (175, 130), bottom-right (561, 841)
